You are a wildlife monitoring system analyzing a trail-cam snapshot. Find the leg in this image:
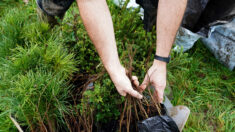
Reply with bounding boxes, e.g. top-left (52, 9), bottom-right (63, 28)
top-left (36, 0), bottom-right (74, 26)
top-left (36, 7), bottom-right (64, 27)
top-left (23, 0), bottom-right (28, 4)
